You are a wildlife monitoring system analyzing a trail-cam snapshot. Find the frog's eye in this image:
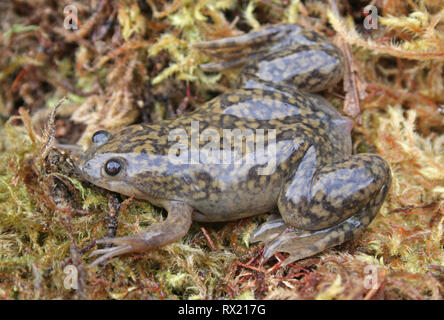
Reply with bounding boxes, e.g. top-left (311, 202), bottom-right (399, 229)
top-left (104, 158), bottom-right (122, 176)
top-left (92, 130), bottom-right (110, 146)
